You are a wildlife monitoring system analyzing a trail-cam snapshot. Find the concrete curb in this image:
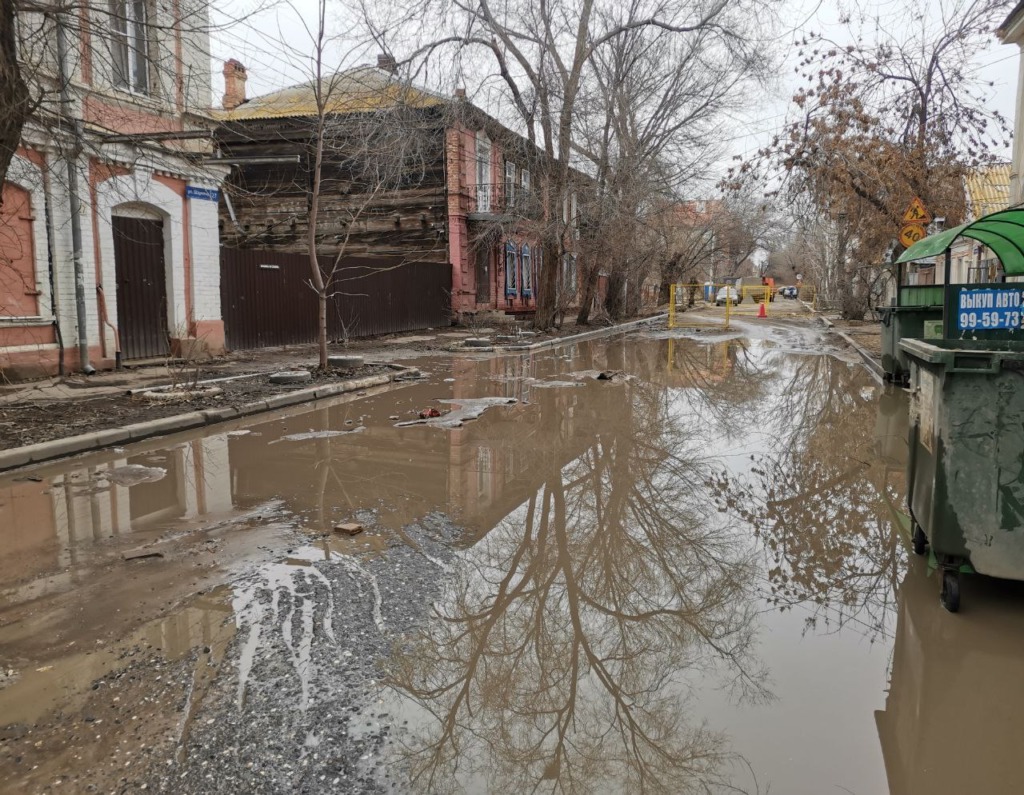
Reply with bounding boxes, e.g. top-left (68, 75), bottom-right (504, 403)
top-left (0, 371), bottom-right (403, 473)
top-left (832, 330), bottom-right (885, 385)
top-left (449, 313), bottom-right (668, 354)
